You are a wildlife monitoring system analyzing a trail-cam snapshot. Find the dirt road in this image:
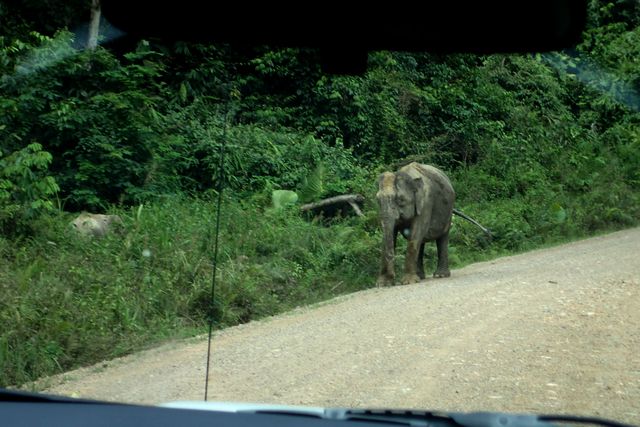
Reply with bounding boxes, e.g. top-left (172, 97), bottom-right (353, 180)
top-left (41, 228), bottom-right (640, 424)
